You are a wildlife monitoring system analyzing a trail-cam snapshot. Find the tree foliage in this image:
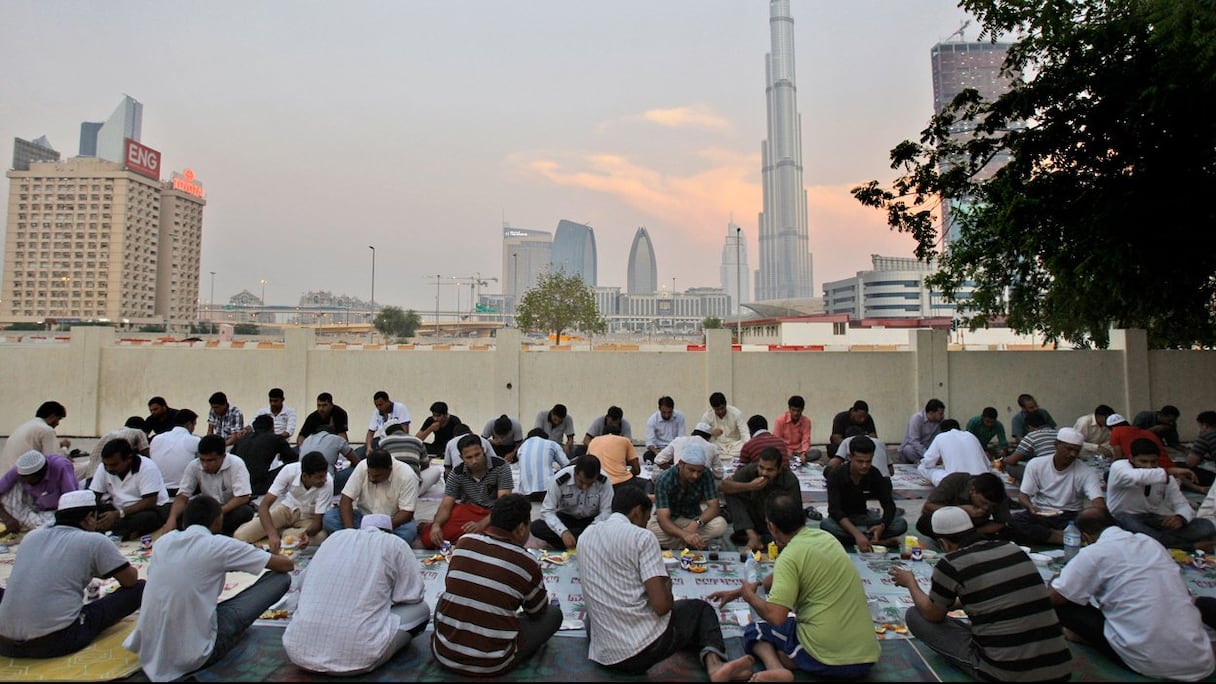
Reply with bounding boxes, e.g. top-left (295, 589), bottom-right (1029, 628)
top-left (702, 316), bottom-right (723, 329)
top-left (233, 323), bottom-right (260, 335)
top-left (373, 306), bottom-right (421, 342)
top-left (515, 270), bottom-right (606, 342)
top-left (852, 0), bottom-right (1216, 348)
